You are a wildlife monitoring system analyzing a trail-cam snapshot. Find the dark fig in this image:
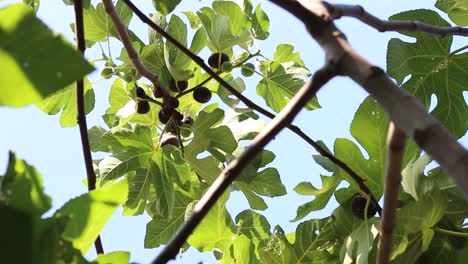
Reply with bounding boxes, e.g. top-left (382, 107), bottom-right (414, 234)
top-left (172, 110), bottom-right (183, 124)
top-left (169, 79), bottom-right (189, 93)
top-left (208, 53), bottom-right (230, 69)
top-left (137, 101), bottom-right (150, 114)
top-left (136, 86), bottom-right (148, 99)
top-left (350, 194), bottom-right (378, 219)
top-left (163, 96), bottom-right (179, 109)
top-left (159, 133), bottom-right (180, 148)
top-left (158, 107), bottom-right (174, 124)
top-left (153, 85), bottom-right (164, 98)
top-left (193, 87), bottom-right (212, 103)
